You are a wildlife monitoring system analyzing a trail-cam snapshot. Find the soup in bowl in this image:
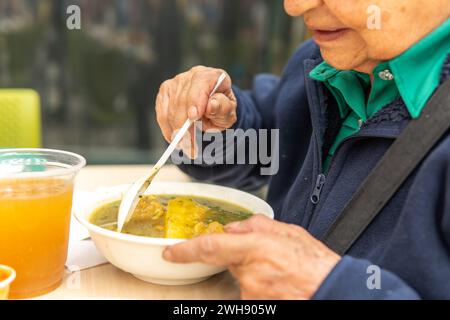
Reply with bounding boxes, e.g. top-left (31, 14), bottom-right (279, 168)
top-left (75, 182), bottom-right (274, 285)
